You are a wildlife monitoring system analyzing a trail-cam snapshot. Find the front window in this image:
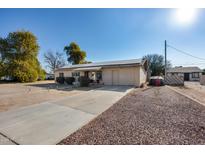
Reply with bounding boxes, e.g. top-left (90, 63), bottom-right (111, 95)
top-left (59, 73), bottom-right (64, 77)
top-left (96, 71), bottom-right (102, 80)
top-left (84, 71), bottom-right (89, 78)
top-left (72, 72), bottom-right (80, 77)
top-left (192, 72), bottom-right (199, 78)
